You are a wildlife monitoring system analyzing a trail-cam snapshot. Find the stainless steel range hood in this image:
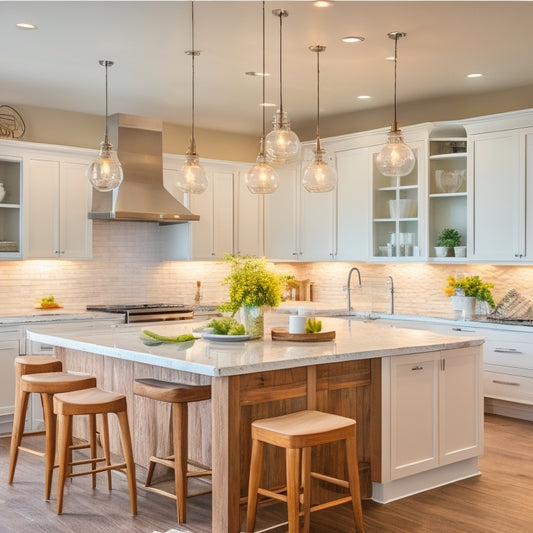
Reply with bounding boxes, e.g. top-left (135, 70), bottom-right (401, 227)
top-left (89, 114), bottom-right (199, 223)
